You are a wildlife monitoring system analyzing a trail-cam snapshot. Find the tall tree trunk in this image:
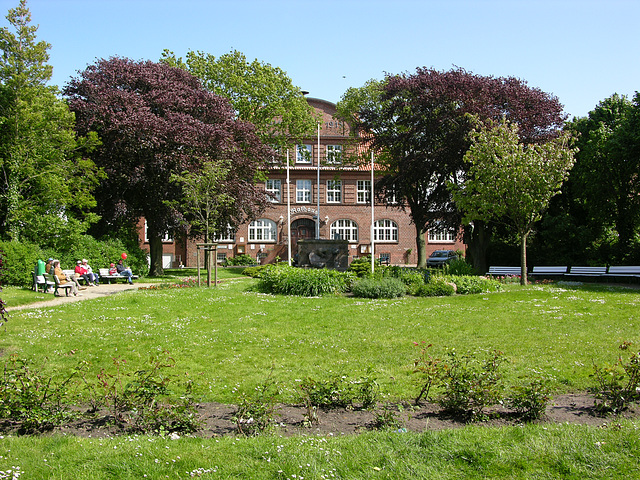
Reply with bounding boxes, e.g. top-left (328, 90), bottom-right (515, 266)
top-left (148, 234), bottom-right (165, 276)
top-left (520, 230), bottom-right (529, 286)
top-left (416, 229), bottom-right (427, 268)
top-left (464, 220), bottom-right (490, 275)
